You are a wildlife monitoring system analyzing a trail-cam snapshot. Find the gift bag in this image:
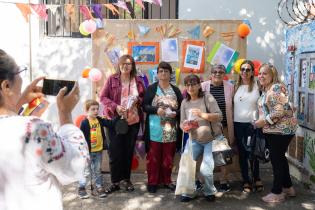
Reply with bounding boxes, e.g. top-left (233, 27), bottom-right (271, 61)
top-left (212, 134), bottom-right (233, 167)
top-left (175, 138), bottom-right (196, 195)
